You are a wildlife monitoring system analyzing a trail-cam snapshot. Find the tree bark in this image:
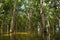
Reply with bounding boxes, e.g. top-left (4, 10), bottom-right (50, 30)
top-left (40, 0), bottom-right (46, 40)
top-left (47, 20), bottom-right (50, 40)
top-left (10, 0), bottom-right (16, 33)
top-left (10, 0), bottom-right (16, 40)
